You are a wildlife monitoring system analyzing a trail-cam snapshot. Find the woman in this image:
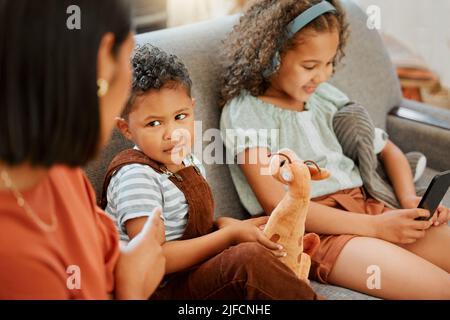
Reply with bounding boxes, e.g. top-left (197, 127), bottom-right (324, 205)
top-left (0, 0), bottom-right (165, 299)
